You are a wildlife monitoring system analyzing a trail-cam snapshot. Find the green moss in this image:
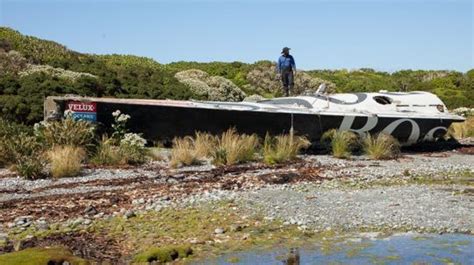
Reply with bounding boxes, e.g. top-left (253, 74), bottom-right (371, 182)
top-left (335, 169), bottom-right (474, 190)
top-left (0, 247), bottom-right (89, 265)
top-left (133, 245), bottom-right (192, 263)
top-left (226, 256), bottom-right (240, 263)
top-left (345, 242), bottom-right (372, 258)
top-left (384, 255), bottom-right (401, 261)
